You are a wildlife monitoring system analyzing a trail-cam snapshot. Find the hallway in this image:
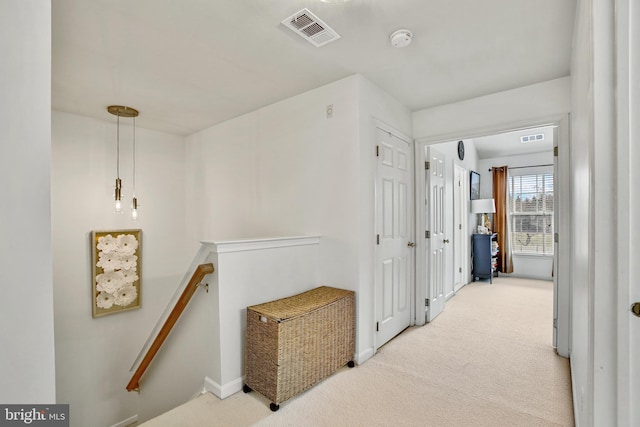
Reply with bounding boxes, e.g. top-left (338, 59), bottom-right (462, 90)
top-left (143, 277), bottom-right (574, 426)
